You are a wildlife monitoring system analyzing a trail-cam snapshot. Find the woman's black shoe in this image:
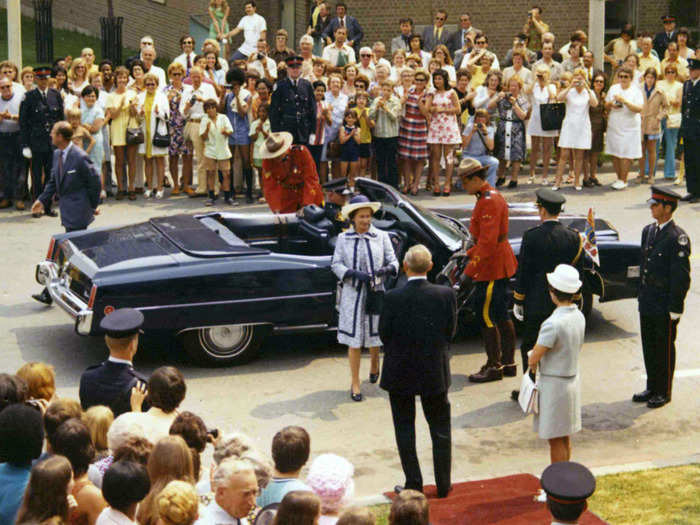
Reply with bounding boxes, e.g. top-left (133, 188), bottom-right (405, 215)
top-left (369, 372), bottom-right (379, 384)
top-left (591, 176), bottom-right (602, 186)
top-left (495, 177), bottom-right (506, 187)
top-left (351, 388), bottom-right (363, 402)
top-left (507, 180), bottom-right (518, 189)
